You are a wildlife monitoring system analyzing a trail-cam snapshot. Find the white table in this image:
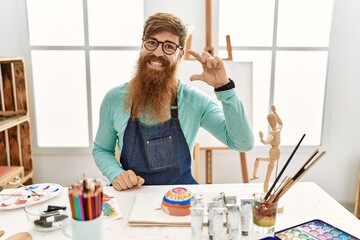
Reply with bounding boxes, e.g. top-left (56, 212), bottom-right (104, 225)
top-left (0, 182), bottom-right (359, 239)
